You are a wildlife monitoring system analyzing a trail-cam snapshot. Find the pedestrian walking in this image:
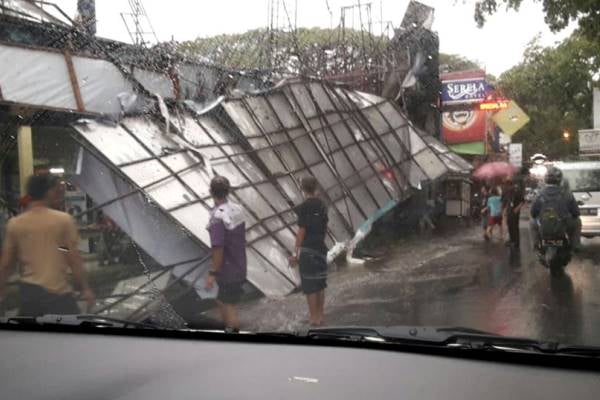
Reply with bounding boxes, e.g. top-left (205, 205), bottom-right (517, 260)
top-left (289, 176), bottom-right (328, 326)
top-left (204, 176), bottom-right (247, 331)
top-left (483, 187), bottom-right (503, 241)
top-left (505, 181), bottom-right (525, 249)
top-left (0, 174), bottom-right (95, 316)
top-left (480, 185), bottom-right (490, 233)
